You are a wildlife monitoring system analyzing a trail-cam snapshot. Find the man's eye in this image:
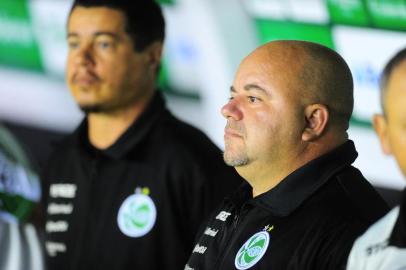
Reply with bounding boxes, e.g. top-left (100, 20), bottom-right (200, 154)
top-left (97, 41), bottom-right (112, 49)
top-left (67, 41), bottom-right (79, 50)
top-left (248, 96), bottom-right (259, 103)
